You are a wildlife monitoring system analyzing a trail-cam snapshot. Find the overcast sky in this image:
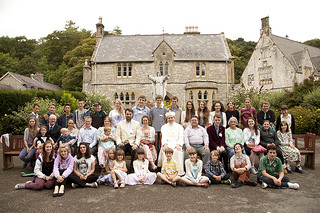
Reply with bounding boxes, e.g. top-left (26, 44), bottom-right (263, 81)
top-left (0, 0), bottom-right (318, 42)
